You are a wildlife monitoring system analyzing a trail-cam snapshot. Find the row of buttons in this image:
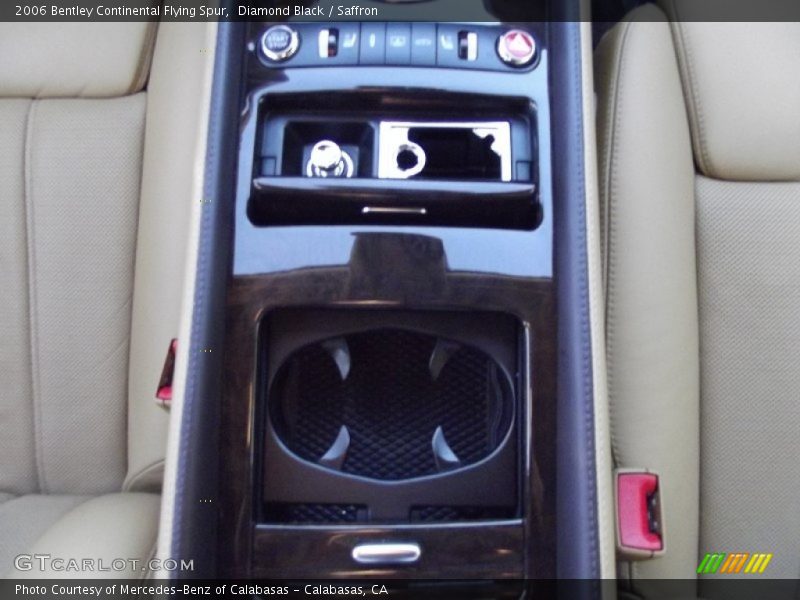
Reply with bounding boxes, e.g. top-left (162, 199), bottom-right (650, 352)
top-left (259, 23), bottom-right (537, 71)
